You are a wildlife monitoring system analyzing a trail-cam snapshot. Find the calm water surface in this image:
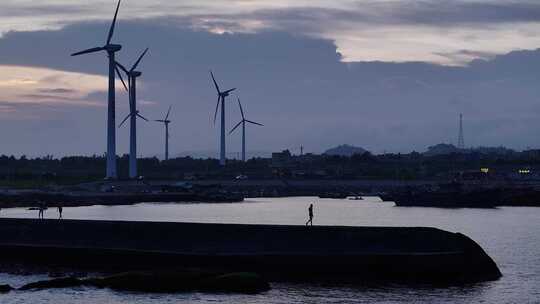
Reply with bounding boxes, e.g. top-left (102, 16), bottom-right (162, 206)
top-left (1, 197), bottom-right (539, 303)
